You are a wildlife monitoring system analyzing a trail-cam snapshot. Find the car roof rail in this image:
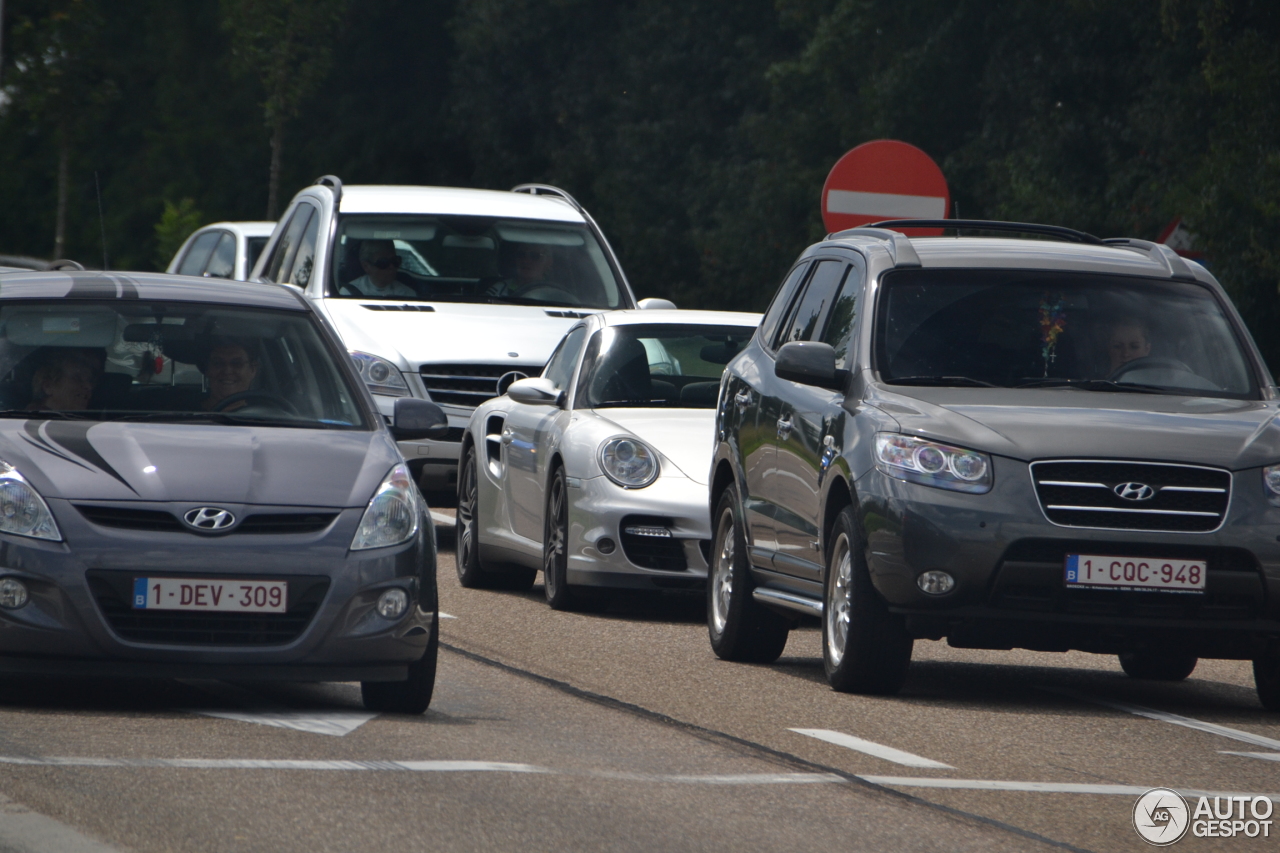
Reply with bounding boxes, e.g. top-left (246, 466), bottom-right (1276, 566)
top-left (1102, 238), bottom-right (1197, 281)
top-left (826, 227), bottom-right (922, 268)
top-left (867, 219), bottom-right (1105, 245)
top-left (47, 258), bottom-right (86, 271)
top-left (511, 183), bottom-right (585, 215)
top-left (313, 174), bottom-right (343, 205)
